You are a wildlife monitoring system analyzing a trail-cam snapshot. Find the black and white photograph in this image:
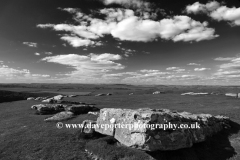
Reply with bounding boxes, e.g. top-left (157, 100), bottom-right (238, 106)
top-left (0, 0), bottom-right (240, 159)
